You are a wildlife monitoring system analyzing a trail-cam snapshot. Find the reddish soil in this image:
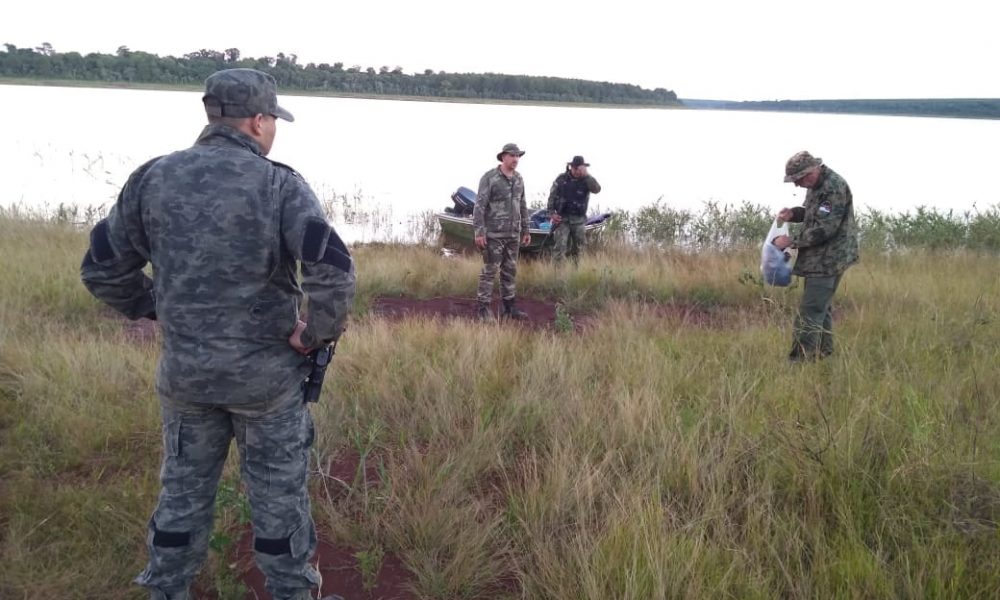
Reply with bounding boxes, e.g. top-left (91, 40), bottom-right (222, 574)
top-left (193, 449), bottom-right (417, 600)
top-left (112, 296), bottom-right (772, 343)
top-left (372, 295), bottom-right (566, 331)
top-left (323, 449), bottom-right (384, 494)
top-left (233, 533), bottom-right (415, 600)
top-left (371, 295), bottom-right (774, 331)
top-left (111, 296), bottom-right (572, 340)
